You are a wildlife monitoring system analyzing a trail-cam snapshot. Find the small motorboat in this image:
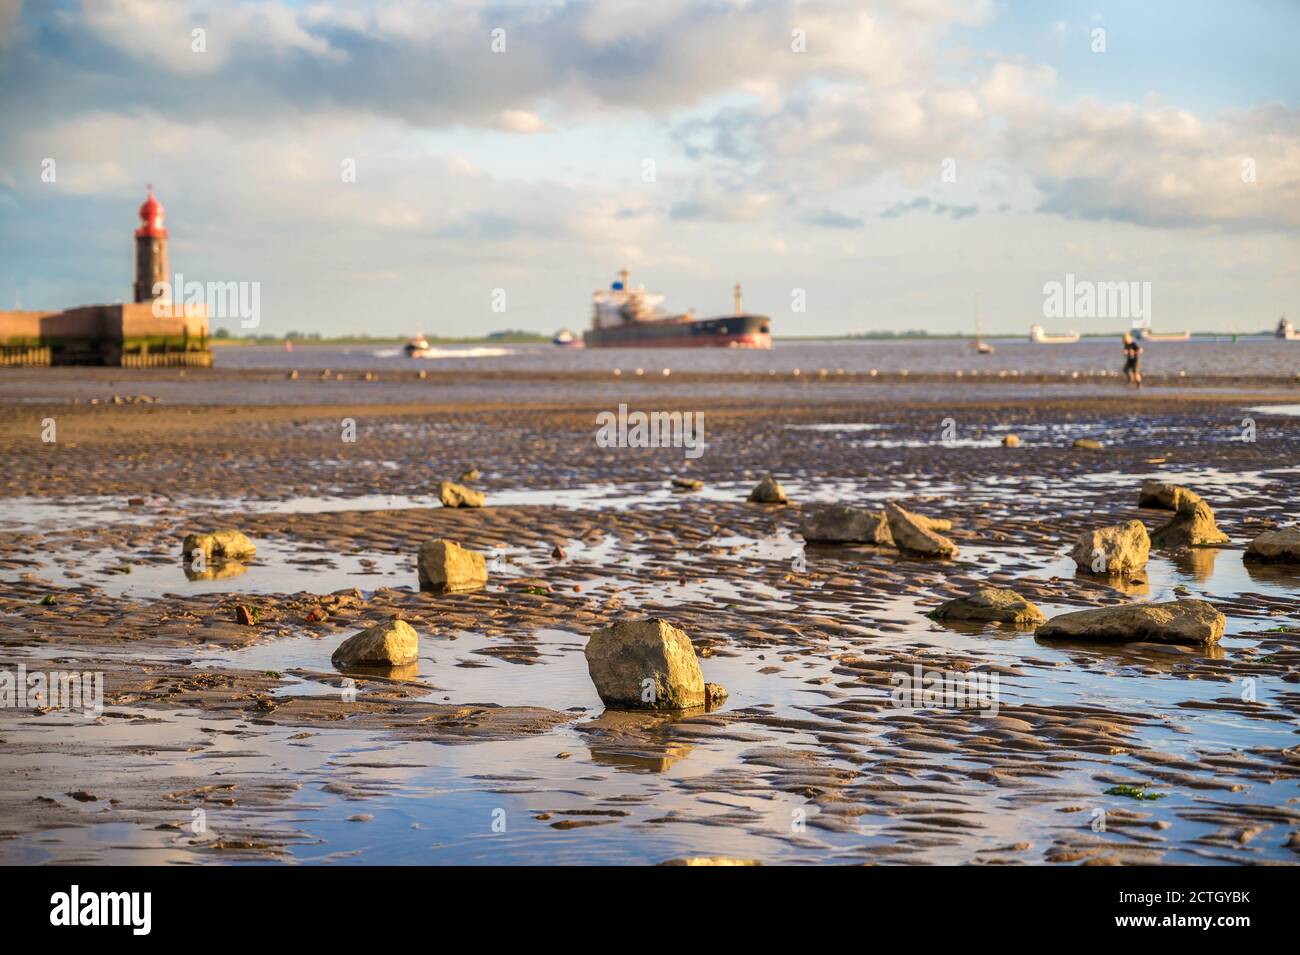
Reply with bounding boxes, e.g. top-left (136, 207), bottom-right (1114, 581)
top-left (552, 328), bottom-right (583, 348)
top-left (404, 335), bottom-right (434, 358)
